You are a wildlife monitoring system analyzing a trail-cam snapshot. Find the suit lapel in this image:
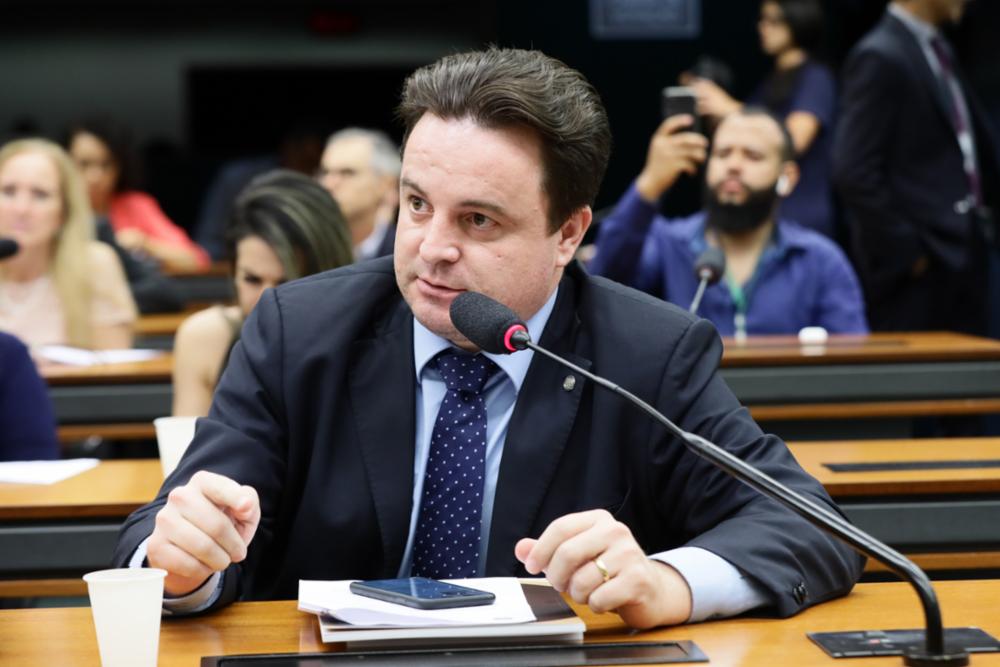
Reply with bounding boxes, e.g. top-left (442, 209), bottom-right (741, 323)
top-left (349, 299), bottom-right (416, 577)
top-left (884, 14), bottom-right (957, 137)
top-left (486, 266), bottom-right (591, 574)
